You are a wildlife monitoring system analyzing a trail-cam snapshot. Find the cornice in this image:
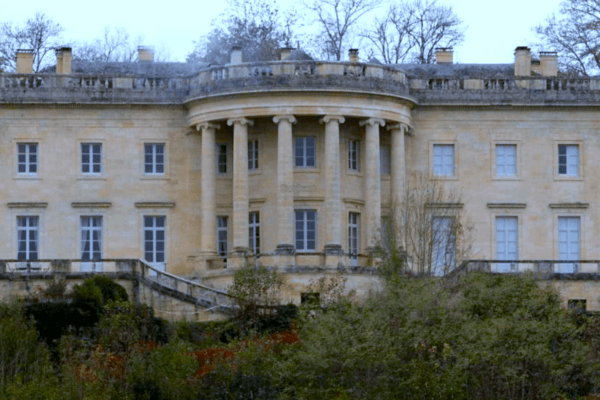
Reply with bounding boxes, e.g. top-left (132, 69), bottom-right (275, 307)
top-left (134, 202), bottom-right (176, 208)
top-left (71, 202), bottom-right (112, 208)
top-left (7, 202), bottom-right (48, 208)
